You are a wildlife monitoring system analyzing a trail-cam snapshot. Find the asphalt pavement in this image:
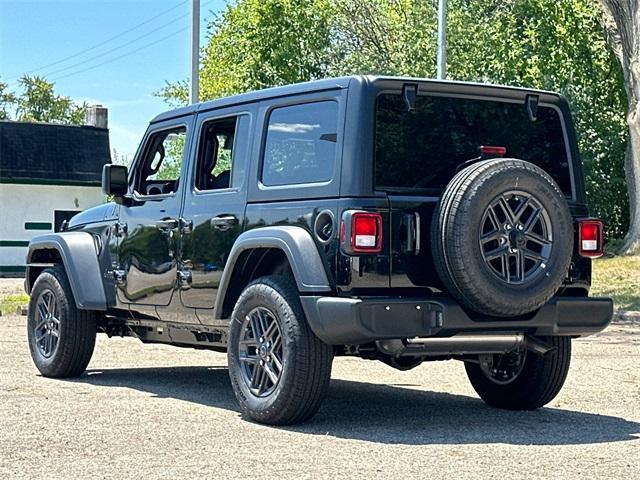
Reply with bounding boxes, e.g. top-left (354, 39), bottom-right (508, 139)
top-left (1, 310), bottom-right (638, 479)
